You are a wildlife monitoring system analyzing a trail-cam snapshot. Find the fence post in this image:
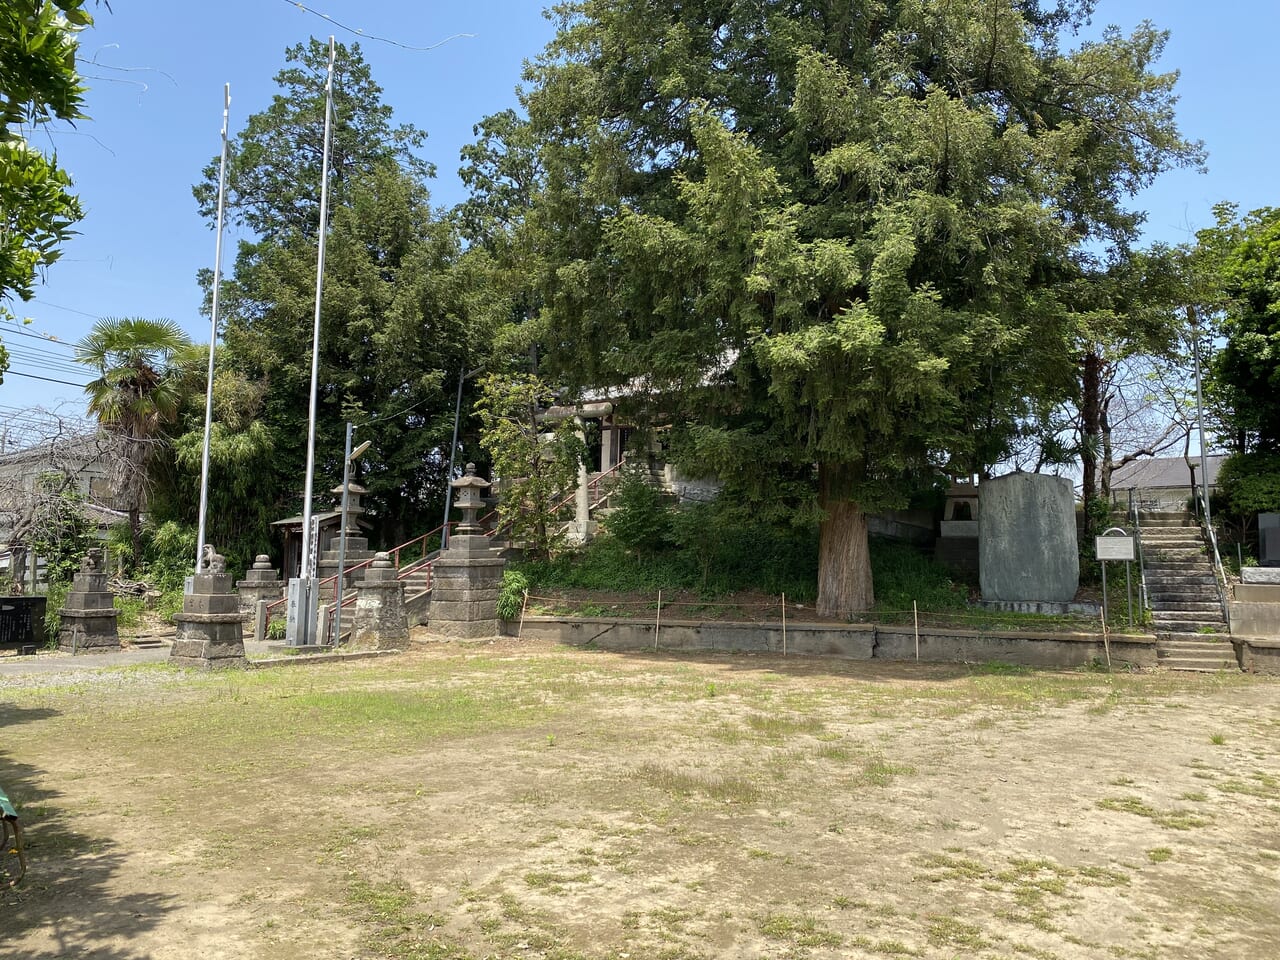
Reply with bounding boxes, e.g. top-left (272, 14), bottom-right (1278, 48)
top-left (913, 600), bottom-right (920, 663)
top-left (518, 589), bottom-right (529, 639)
top-left (655, 590), bottom-right (662, 652)
top-left (781, 593), bottom-right (787, 656)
